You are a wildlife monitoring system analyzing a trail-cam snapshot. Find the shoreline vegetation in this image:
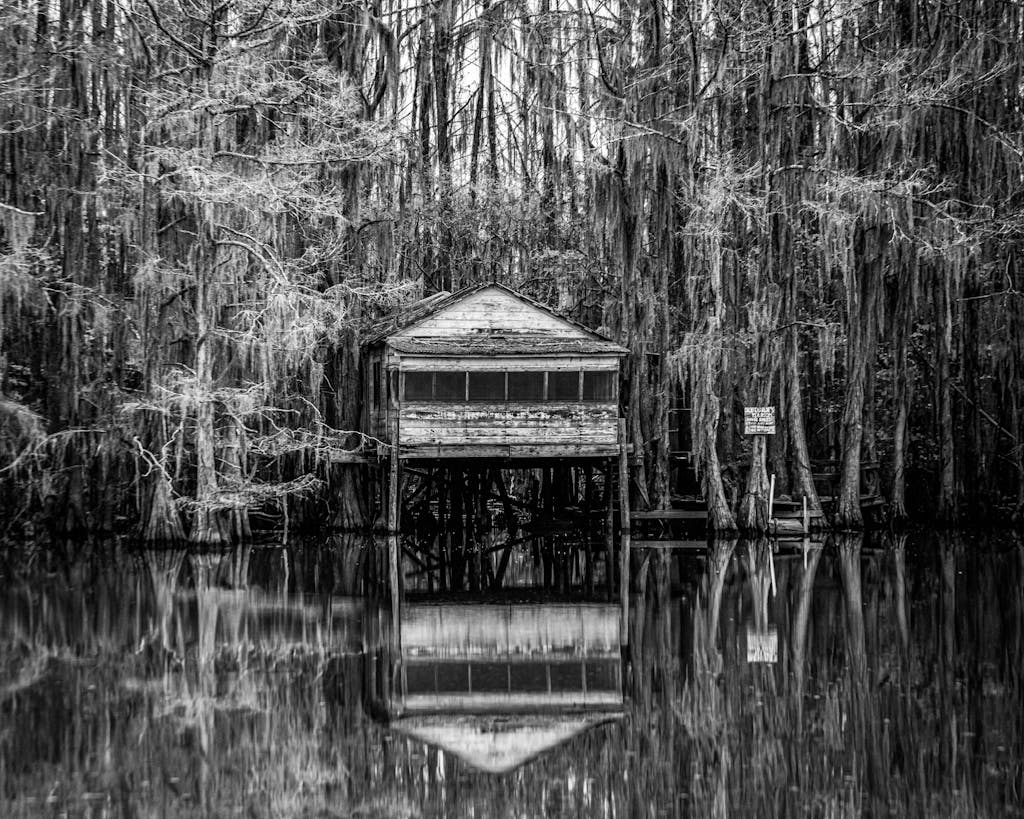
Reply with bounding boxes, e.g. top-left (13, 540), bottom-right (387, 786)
top-left (3, 1), bottom-right (1024, 540)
